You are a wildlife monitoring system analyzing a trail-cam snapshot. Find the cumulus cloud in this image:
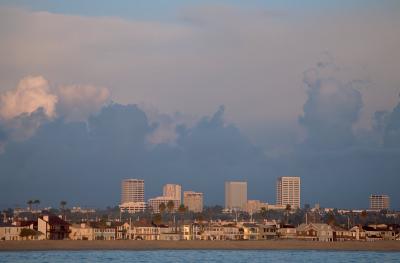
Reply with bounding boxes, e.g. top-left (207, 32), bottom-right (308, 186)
top-left (299, 58), bottom-right (363, 149)
top-left (0, 75), bottom-right (57, 120)
top-left (0, 76), bottom-right (111, 152)
top-left (383, 94), bottom-right (400, 148)
top-left (56, 84), bottom-right (110, 121)
top-left (0, 76), bottom-right (57, 151)
top-left (1, 6), bottom-right (399, 137)
top-left (142, 104), bottom-right (197, 146)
